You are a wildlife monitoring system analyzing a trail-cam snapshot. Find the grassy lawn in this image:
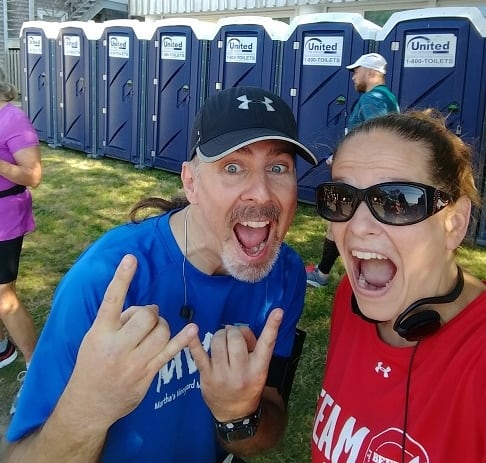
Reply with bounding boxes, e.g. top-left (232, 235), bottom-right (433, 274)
top-left (1, 144), bottom-right (485, 460)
